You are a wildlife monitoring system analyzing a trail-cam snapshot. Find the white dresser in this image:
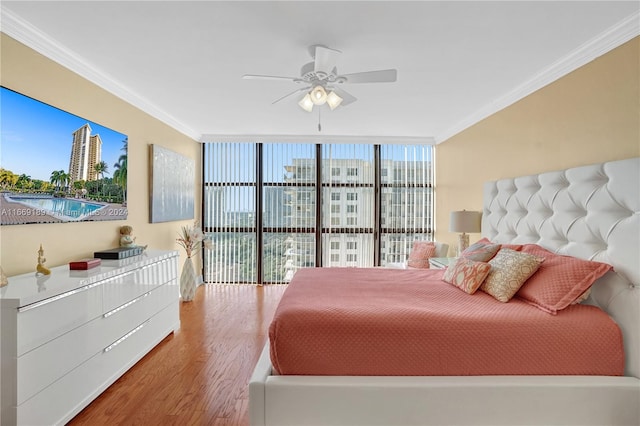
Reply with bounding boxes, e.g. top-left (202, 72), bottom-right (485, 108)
top-left (0, 249), bottom-right (180, 425)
